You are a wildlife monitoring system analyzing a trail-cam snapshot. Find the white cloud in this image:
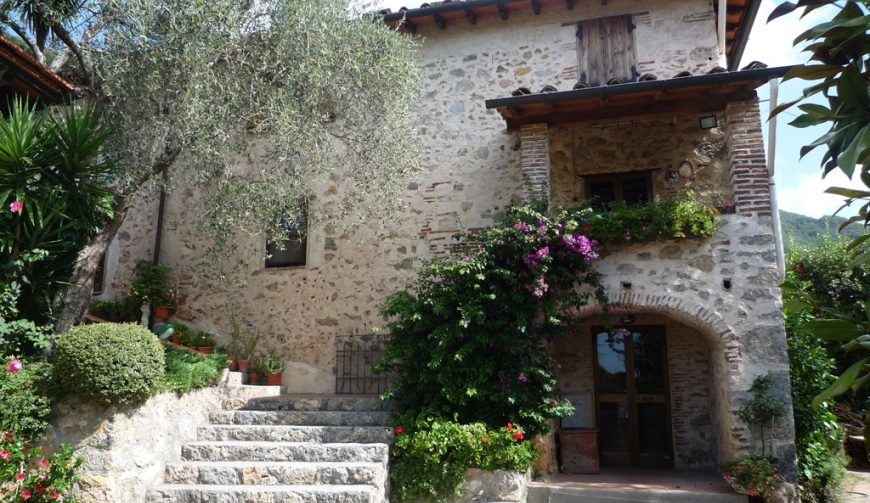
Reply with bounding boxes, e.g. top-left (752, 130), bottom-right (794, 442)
top-left (775, 170), bottom-right (865, 218)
